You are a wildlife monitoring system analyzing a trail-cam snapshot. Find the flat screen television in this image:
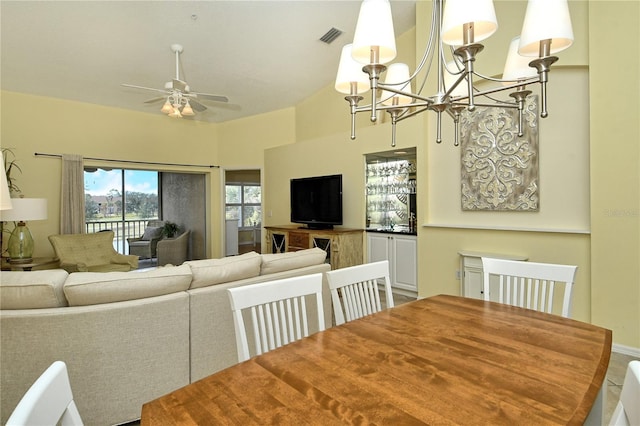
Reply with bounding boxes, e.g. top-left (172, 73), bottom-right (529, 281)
top-left (290, 174), bottom-right (343, 229)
